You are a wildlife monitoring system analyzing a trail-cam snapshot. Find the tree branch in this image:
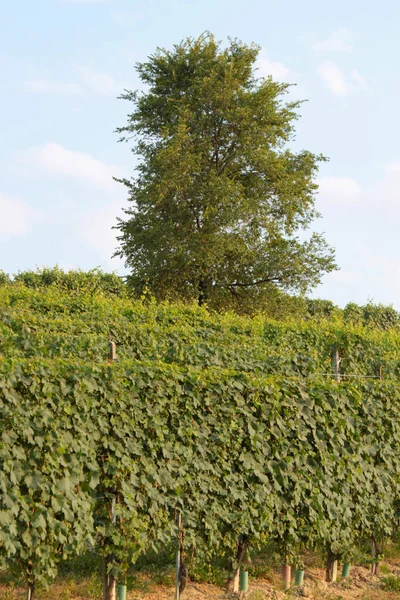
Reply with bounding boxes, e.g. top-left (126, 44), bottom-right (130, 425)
top-left (216, 277), bottom-right (280, 288)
